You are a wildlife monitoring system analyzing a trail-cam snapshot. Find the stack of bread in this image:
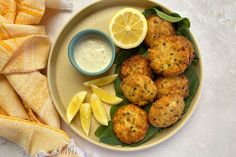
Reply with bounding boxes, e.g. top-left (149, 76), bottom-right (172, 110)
top-left (0, 1), bottom-right (80, 157)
